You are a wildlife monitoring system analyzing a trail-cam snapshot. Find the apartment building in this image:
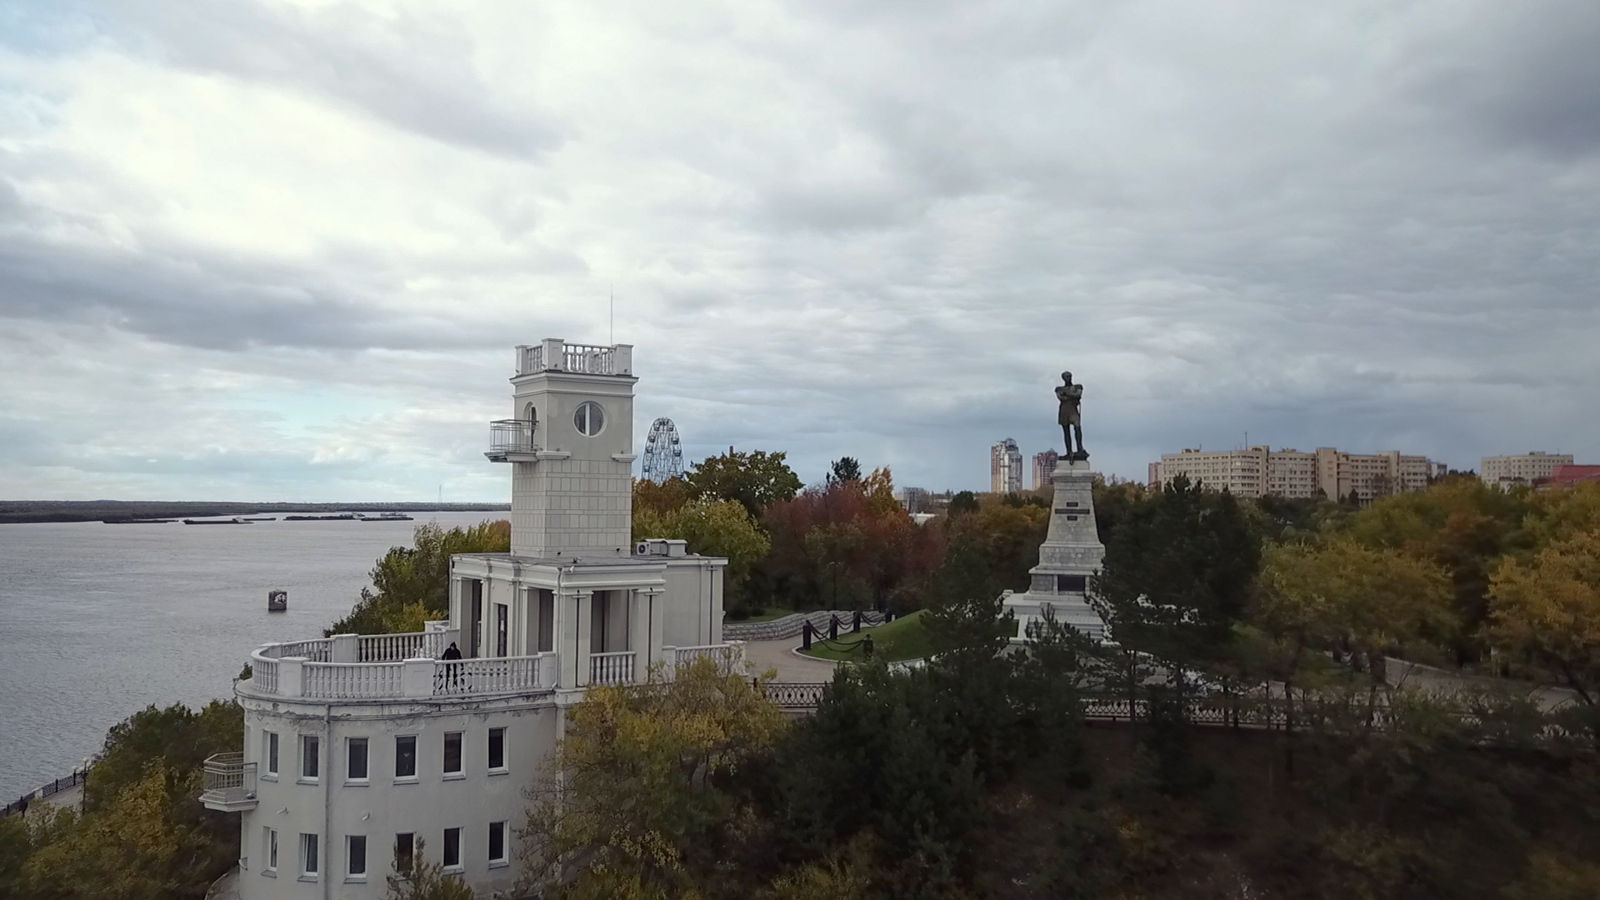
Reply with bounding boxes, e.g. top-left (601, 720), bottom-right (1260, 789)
top-left (1031, 450), bottom-right (1060, 490)
top-left (991, 438), bottom-right (1023, 494)
top-left (1151, 446), bottom-right (1442, 504)
top-left (1481, 452), bottom-right (1575, 489)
